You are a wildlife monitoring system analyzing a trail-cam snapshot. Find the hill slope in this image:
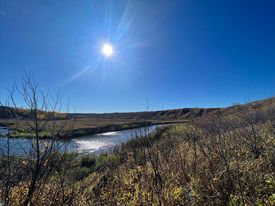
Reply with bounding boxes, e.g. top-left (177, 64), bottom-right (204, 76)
top-left (0, 97), bottom-right (274, 131)
top-left (69, 97), bottom-right (275, 120)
